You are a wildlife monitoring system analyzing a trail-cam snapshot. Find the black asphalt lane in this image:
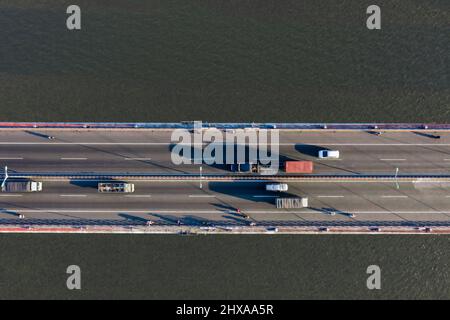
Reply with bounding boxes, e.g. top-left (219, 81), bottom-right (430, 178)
top-left (3, 141), bottom-right (450, 174)
top-left (1, 181), bottom-right (450, 225)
